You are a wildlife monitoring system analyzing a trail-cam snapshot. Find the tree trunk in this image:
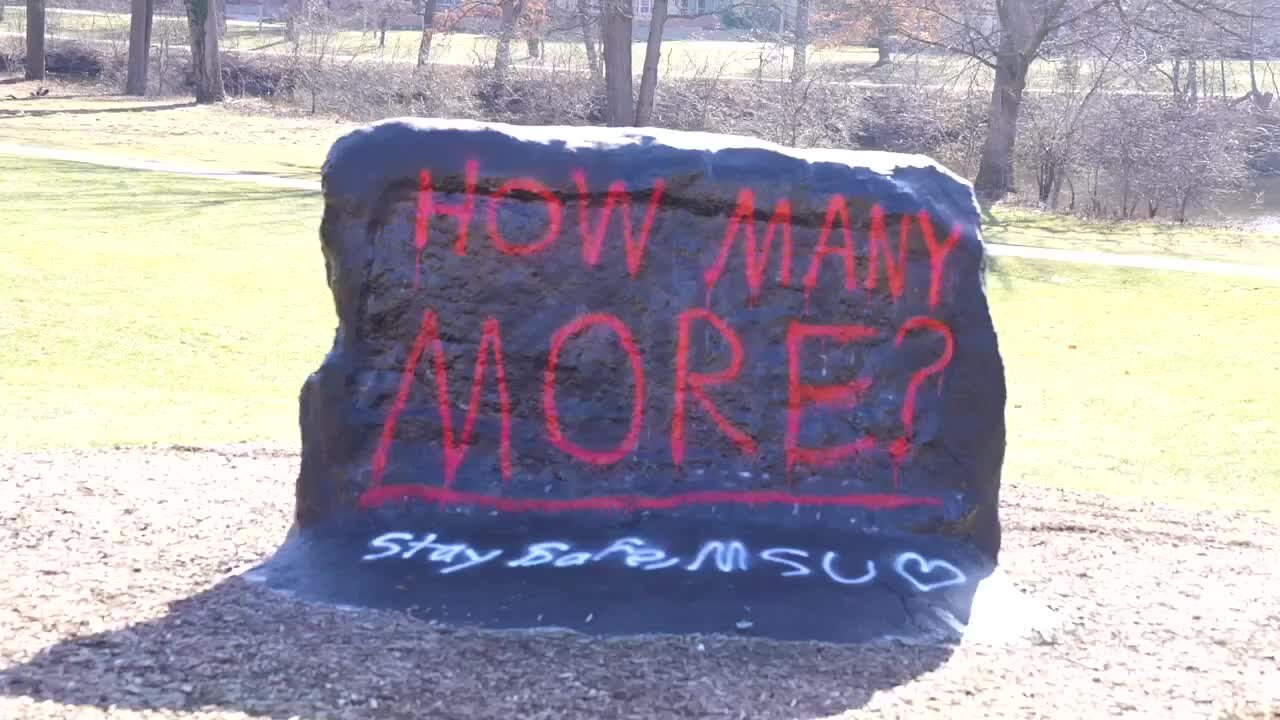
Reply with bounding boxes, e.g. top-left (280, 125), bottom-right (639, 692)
top-left (125, 0), bottom-right (154, 95)
top-left (285, 0), bottom-right (301, 40)
top-left (1248, 6), bottom-right (1258, 94)
top-left (789, 0), bottom-right (808, 86)
top-left (971, 0), bottom-right (1053, 204)
top-left (417, 0), bottom-right (437, 70)
top-left (493, 0), bottom-right (525, 84)
top-left (1182, 57), bottom-right (1192, 102)
top-left (185, 0), bottom-right (225, 103)
top-left (25, 0), bottom-right (45, 81)
top-left (1037, 159), bottom-right (1055, 203)
top-left (577, 0), bottom-right (602, 85)
top-left (601, 0), bottom-right (633, 126)
top-left (972, 53), bottom-right (1029, 203)
top-left (1176, 190), bottom-right (1190, 222)
top-left (871, 7), bottom-right (894, 67)
top-left (634, 0), bottom-right (666, 126)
